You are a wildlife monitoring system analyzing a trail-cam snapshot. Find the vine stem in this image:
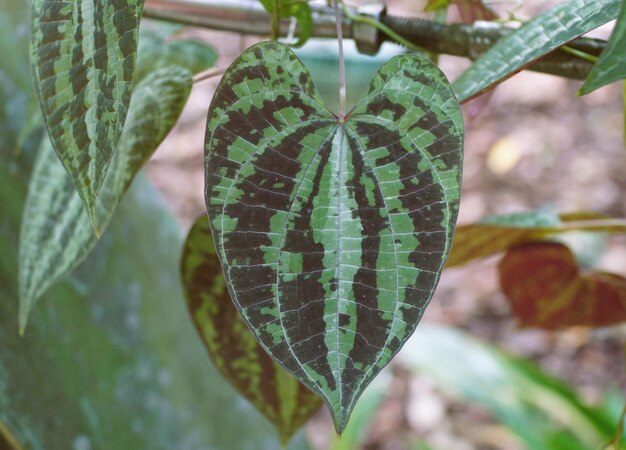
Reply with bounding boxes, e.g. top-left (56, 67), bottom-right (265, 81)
top-left (333, 0), bottom-right (346, 121)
